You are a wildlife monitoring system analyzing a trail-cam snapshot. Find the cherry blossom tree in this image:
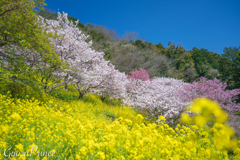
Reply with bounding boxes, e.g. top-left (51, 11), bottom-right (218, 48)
top-left (69, 57), bottom-right (114, 99)
top-left (41, 12), bottom-right (127, 99)
top-left (128, 67), bottom-right (153, 81)
top-left (41, 12), bottom-right (94, 92)
top-left (124, 77), bottom-right (189, 125)
top-left (177, 77), bottom-right (240, 136)
top-left (177, 77), bottom-right (240, 114)
top-left (92, 63), bottom-right (128, 101)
